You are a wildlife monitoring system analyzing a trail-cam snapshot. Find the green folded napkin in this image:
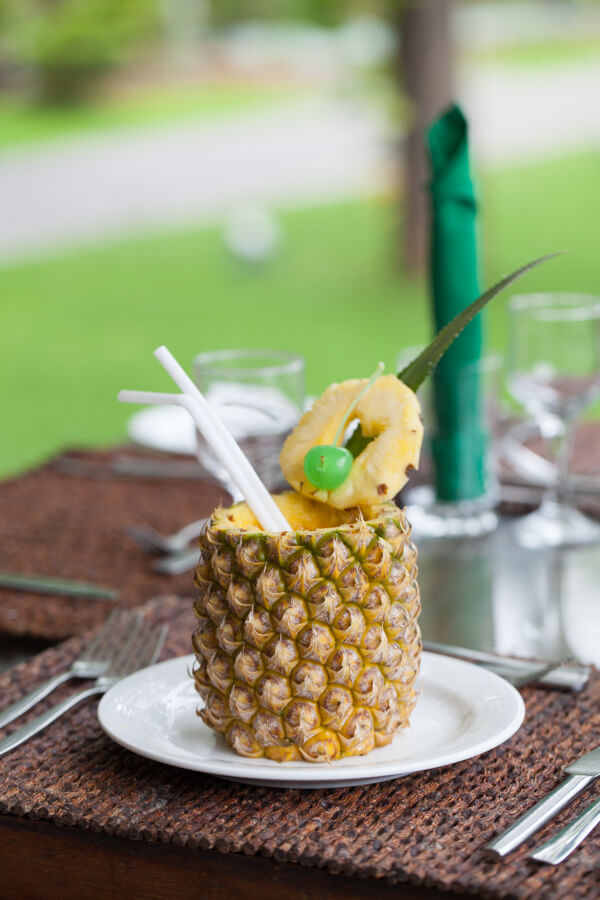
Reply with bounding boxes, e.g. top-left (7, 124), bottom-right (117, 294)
top-left (427, 104), bottom-right (488, 502)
